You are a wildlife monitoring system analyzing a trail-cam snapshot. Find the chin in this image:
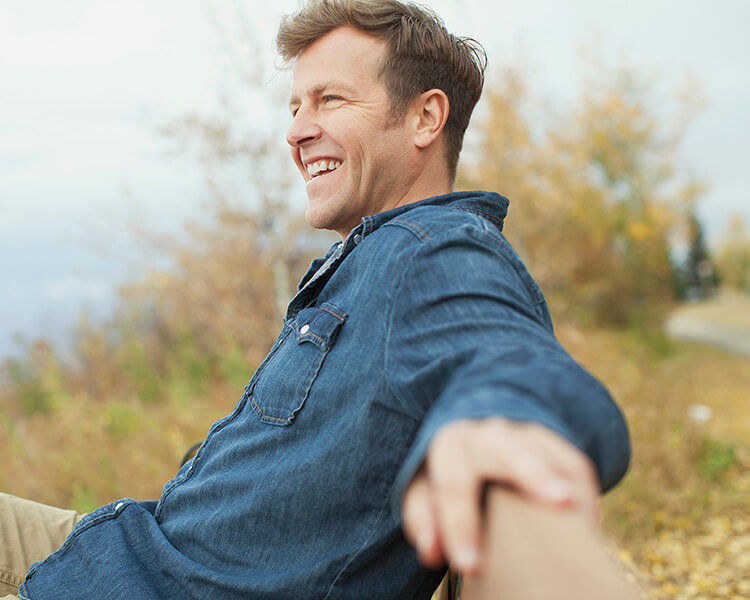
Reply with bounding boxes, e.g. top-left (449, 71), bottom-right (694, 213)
top-left (304, 205), bottom-right (332, 232)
